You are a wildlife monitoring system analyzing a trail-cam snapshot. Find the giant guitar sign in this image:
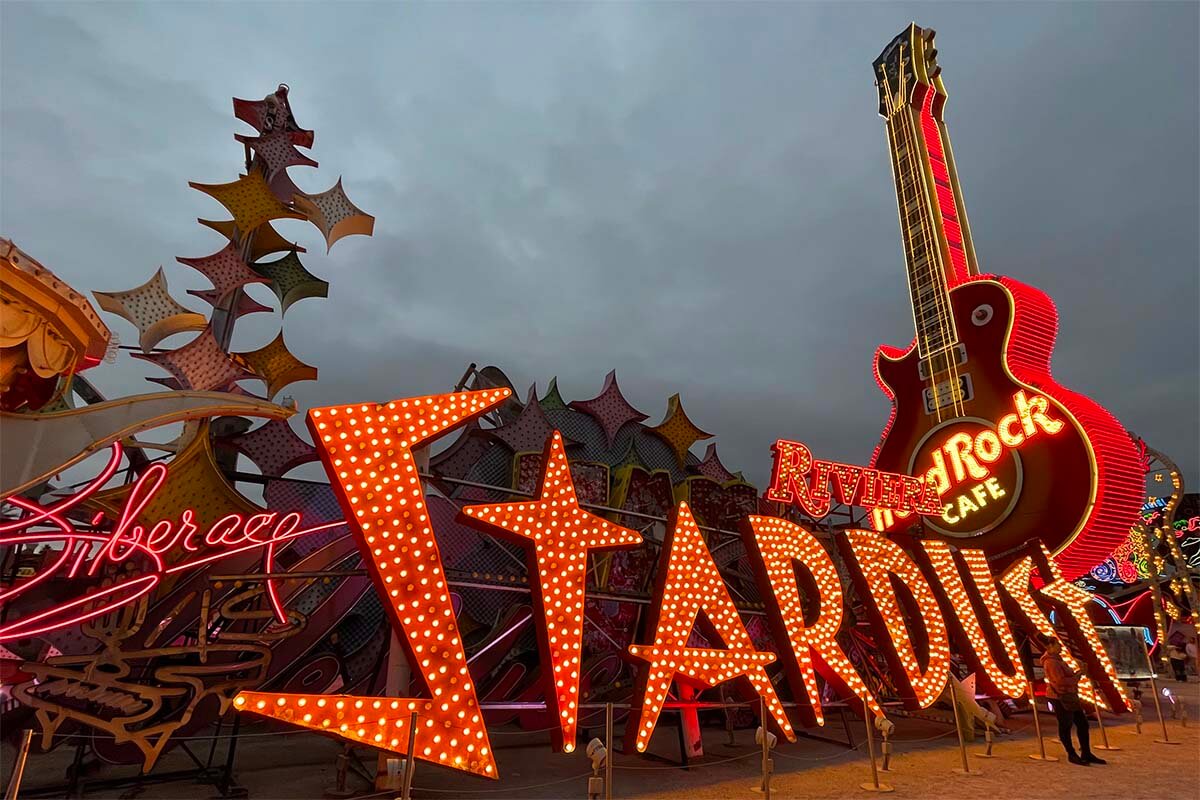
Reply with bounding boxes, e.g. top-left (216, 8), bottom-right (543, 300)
top-left (867, 24), bottom-right (1143, 579)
